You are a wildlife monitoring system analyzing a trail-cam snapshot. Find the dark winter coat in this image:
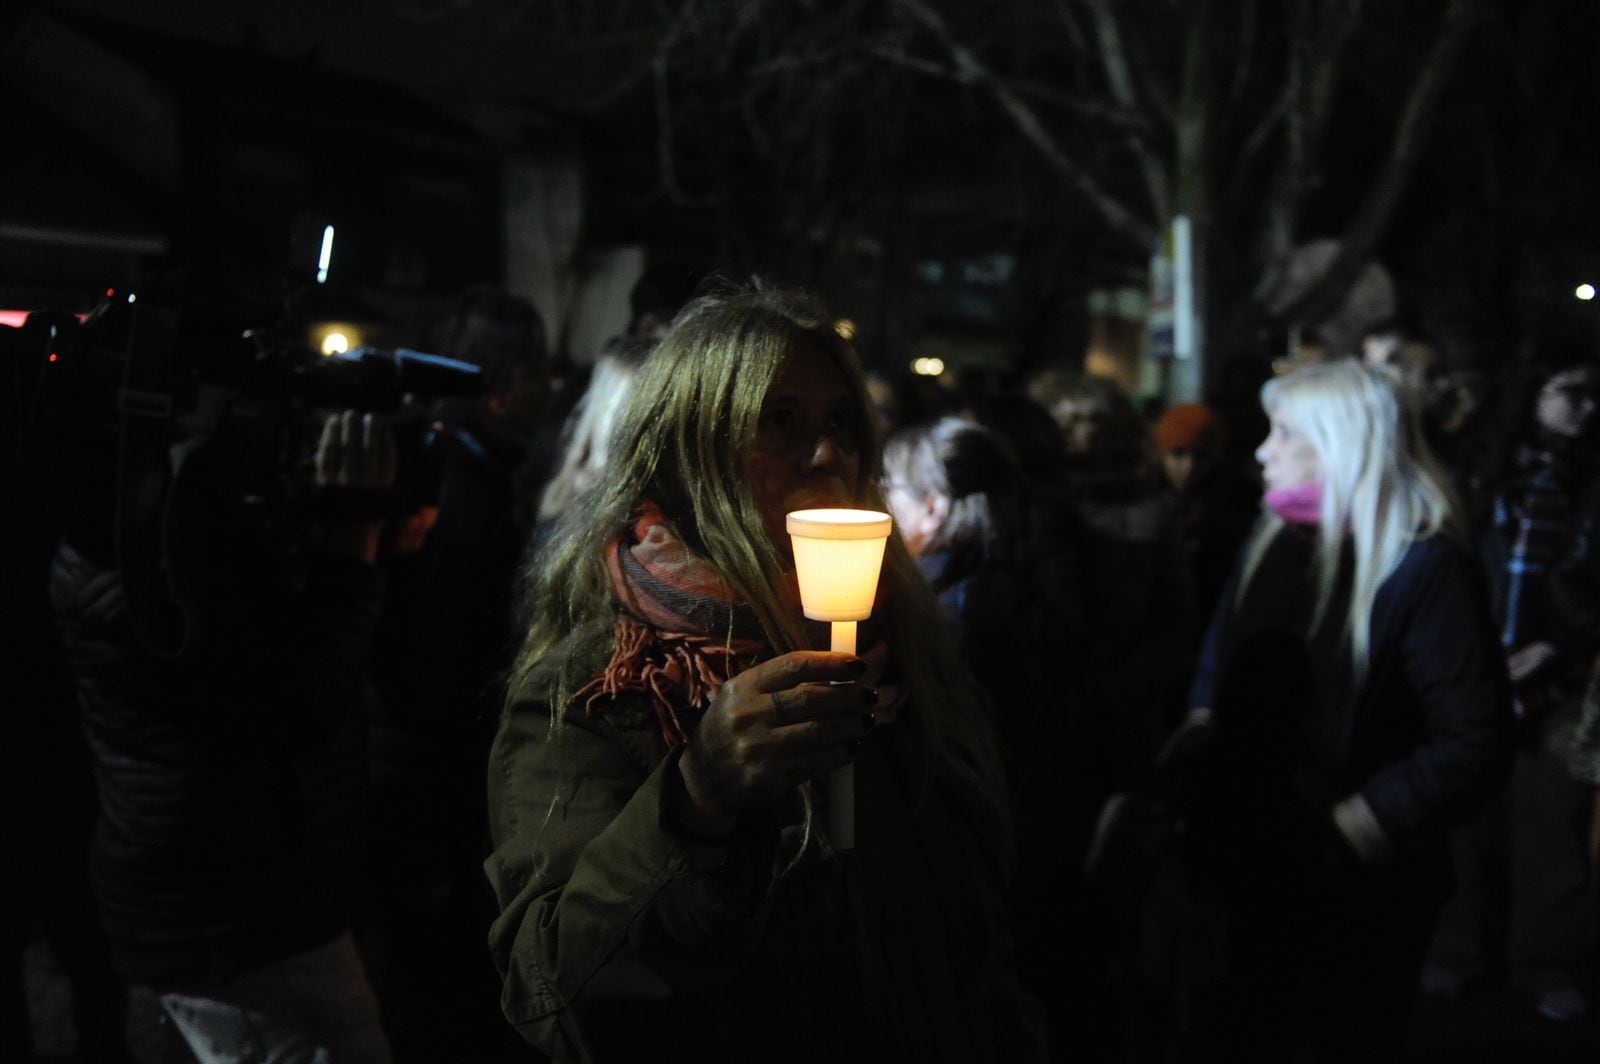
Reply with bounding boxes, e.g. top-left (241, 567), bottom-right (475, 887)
top-left (1190, 528), bottom-right (1514, 902)
top-left (1178, 528), bottom-right (1514, 1056)
top-left (484, 637), bottom-right (1042, 1064)
top-left (49, 540), bottom-right (383, 983)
